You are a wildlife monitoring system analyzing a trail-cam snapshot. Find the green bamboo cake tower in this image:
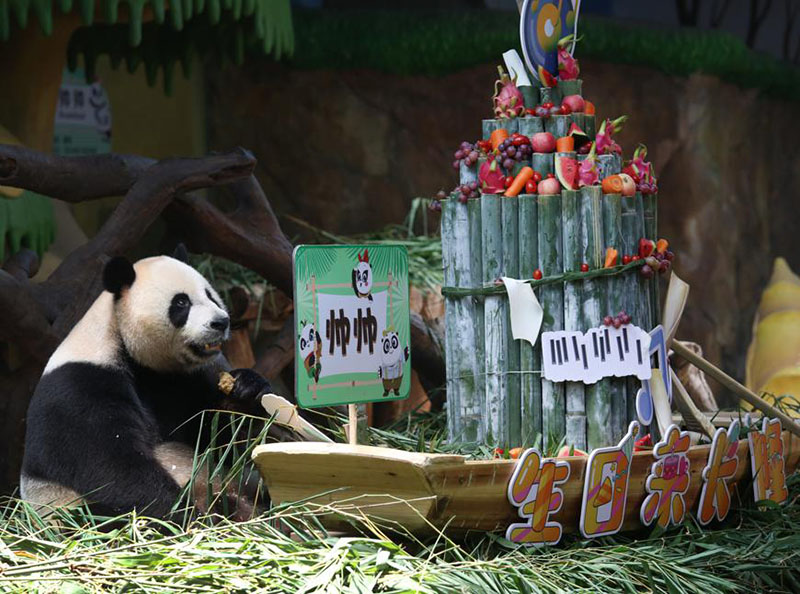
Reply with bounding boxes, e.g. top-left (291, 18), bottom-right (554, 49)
top-left (440, 41), bottom-right (670, 452)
